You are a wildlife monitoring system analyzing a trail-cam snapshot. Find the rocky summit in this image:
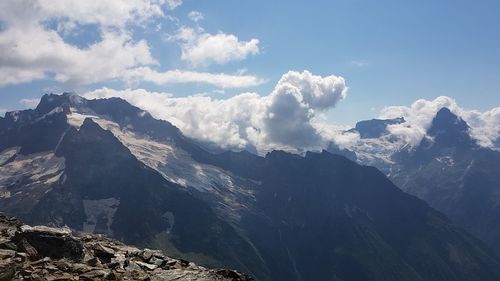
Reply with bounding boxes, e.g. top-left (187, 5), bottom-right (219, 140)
top-left (0, 214), bottom-right (253, 281)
